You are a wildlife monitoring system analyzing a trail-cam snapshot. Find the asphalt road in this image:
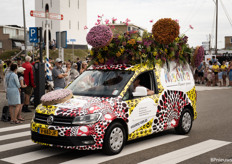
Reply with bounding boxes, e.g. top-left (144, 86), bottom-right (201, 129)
top-left (0, 87), bottom-right (231, 164)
